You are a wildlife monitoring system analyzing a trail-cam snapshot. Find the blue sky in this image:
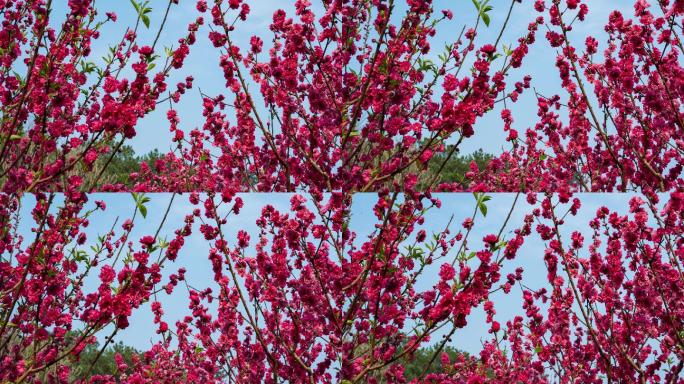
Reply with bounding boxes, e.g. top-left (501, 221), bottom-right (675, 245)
top-left (48, 0), bottom-right (636, 156)
top-left (17, 192), bottom-right (643, 355)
